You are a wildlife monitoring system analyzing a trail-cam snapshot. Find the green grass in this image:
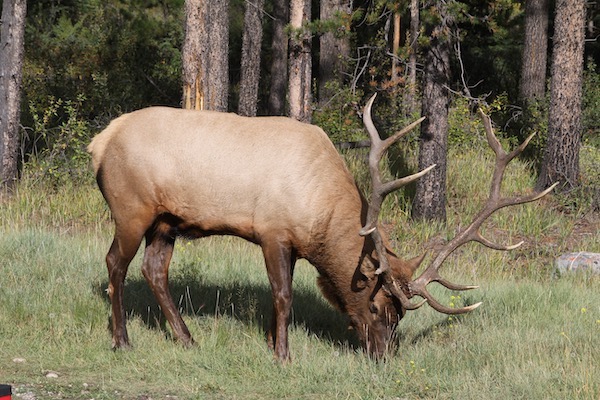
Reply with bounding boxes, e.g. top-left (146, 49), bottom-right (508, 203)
top-left (0, 145), bottom-right (598, 399)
